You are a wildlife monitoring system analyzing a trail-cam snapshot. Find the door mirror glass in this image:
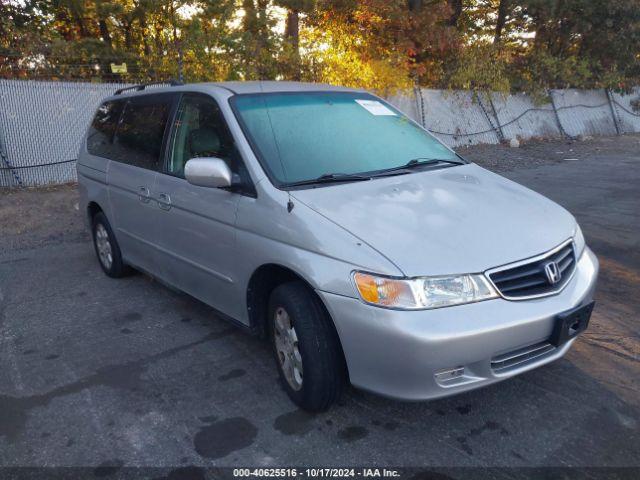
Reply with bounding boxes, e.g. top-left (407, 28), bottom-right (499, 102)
top-left (185, 157), bottom-right (233, 188)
